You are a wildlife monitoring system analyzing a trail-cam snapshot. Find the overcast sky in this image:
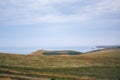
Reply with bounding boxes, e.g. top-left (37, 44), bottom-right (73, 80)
top-left (0, 0), bottom-right (120, 47)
